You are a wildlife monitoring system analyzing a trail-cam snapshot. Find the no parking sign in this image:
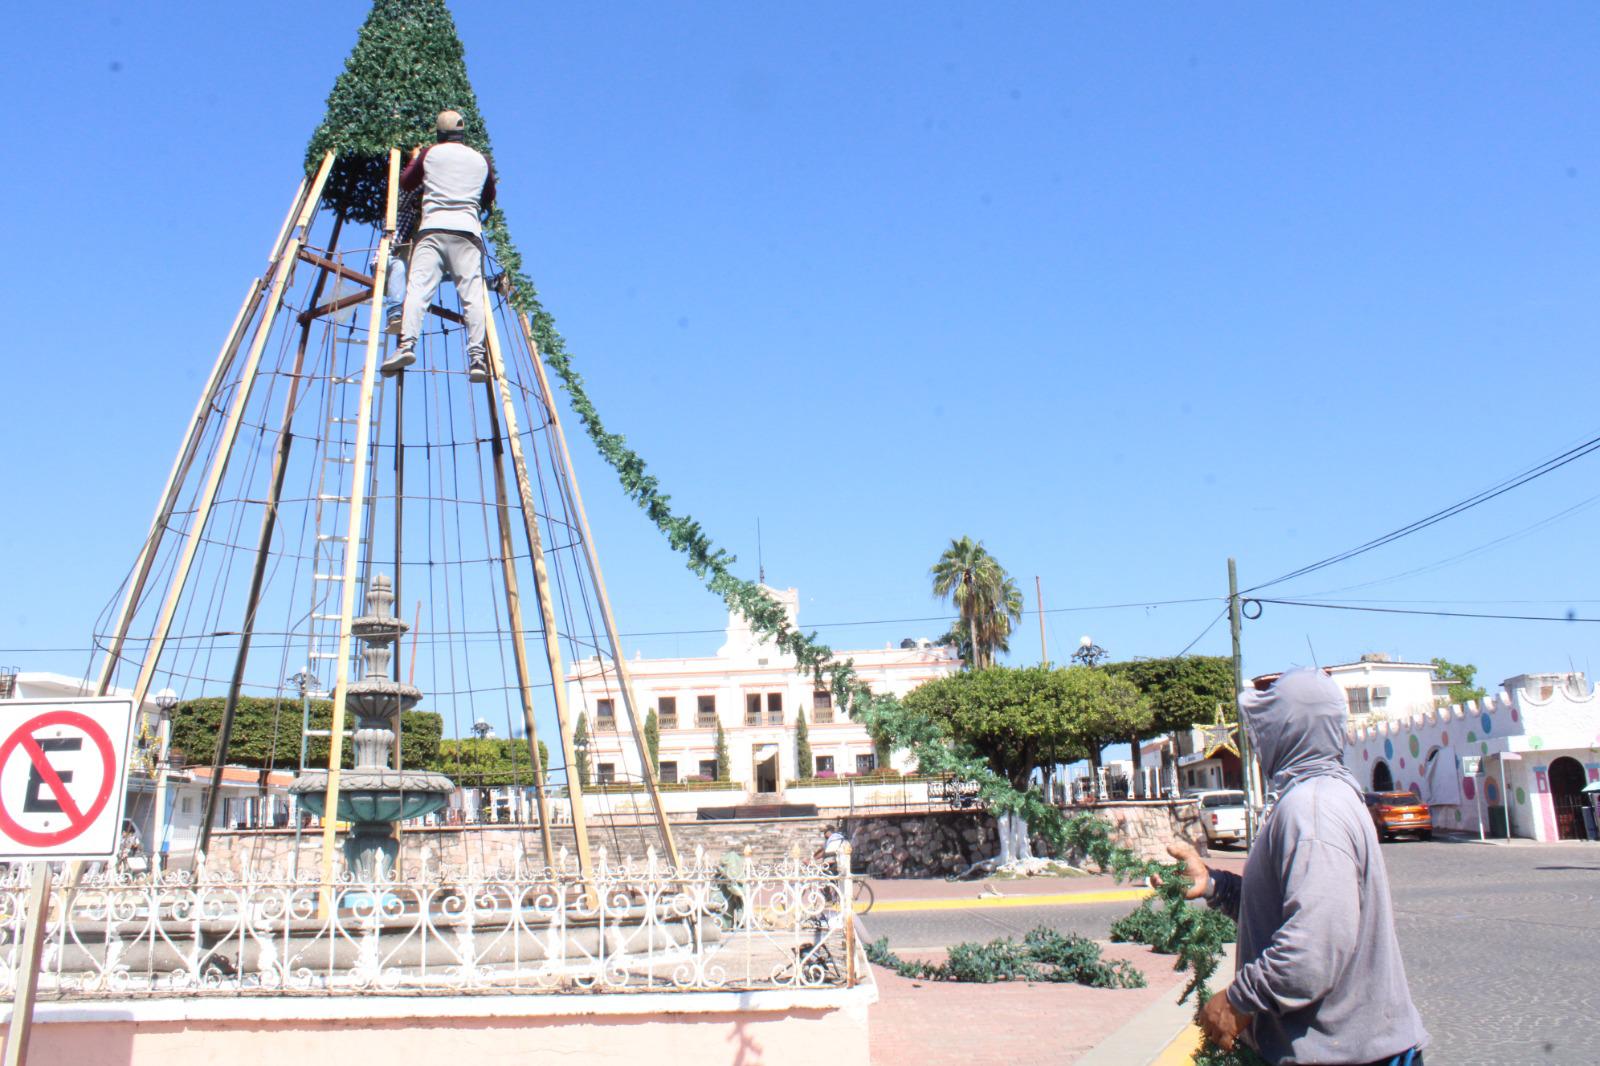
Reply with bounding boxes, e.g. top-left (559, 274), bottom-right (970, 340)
top-left (0, 698), bottom-right (135, 861)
